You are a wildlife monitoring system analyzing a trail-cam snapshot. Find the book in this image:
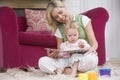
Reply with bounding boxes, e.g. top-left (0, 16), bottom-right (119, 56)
top-left (45, 48), bottom-right (88, 54)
